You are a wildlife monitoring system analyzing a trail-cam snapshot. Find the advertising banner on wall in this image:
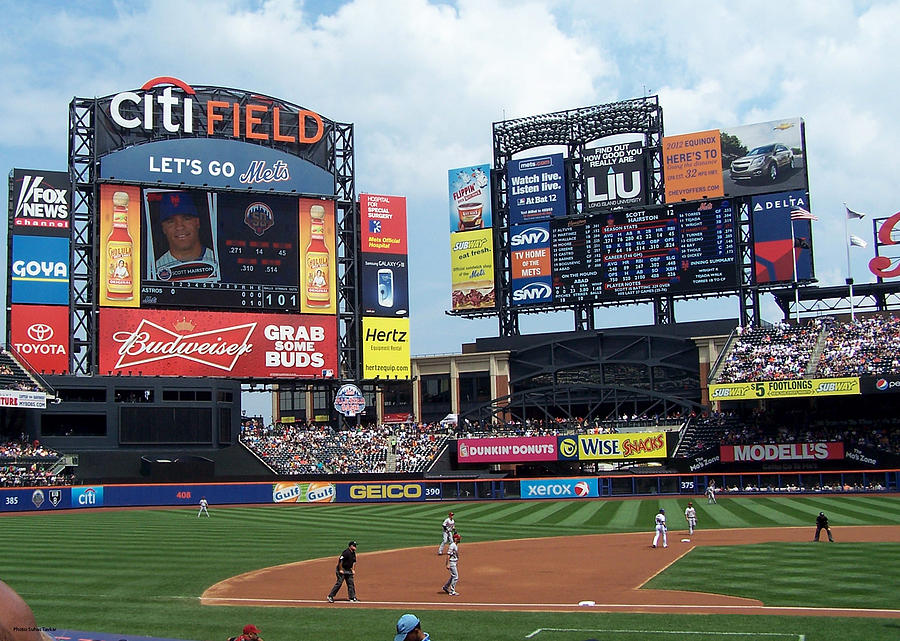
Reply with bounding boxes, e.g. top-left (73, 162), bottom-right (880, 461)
top-left (721, 117), bottom-right (807, 197)
top-left (362, 317), bottom-right (410, 379)
top-left (94, 77), bottom-right (331, 169)
top-left (361, 253), bottom-right (409, 316)
top-left (449, 164), bottom-right (492, 232)
top-left (299, 197), bottom-right (337, 314)
top-left (272, 481), bottom-right (336, 503)
top-left (450, 228), bottom-right (494, 310)
top-left (510, 223), bottom-right (552, 305)
top-left (751, 190), bottom-right (814, 284)
top-left (98, 308), bottom-right (337, 378)
top-left (339, 482), bottom-right (426, 502)
top-left (457, 436), bottom-right (558, 463)
top-left (557, 432), bottom-right (667, 461)
top-left (583, 141), bottom-right (647, 211)
top-left (720, 442), bottom-right (844, 463)
top-left (99, 185), bottom-right (142, 307)
top-left (663, 129), bottom-right (724, 203)
top-left (709, 377), bottom-right (860, 400)
top-left (99, 137), bottom-right (335, 195)
top-left (0, 390), bottom-right (47, 409)
top-left (508, 153), bottom-right (567, 224)
top-left (10, 169), bottom-right (71, 236)
top-left (361, 194), bottom-right (408, 254)
top-left (520, 478), bottom-right (598, 499)
top-left (861, 375), bottom-right (900, 394)
top-left (868, 212), bottom-right (900, 280)
top-left (10, 235), bottom-right (69, 305)
top-left (9, 305), bottom-right (69, 374)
